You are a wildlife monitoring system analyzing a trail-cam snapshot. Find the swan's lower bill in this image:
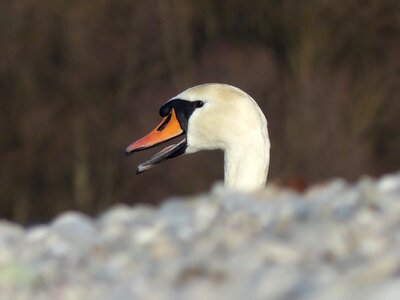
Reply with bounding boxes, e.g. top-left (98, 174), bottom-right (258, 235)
top-left (135, 138), bottom-right (186, 174)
